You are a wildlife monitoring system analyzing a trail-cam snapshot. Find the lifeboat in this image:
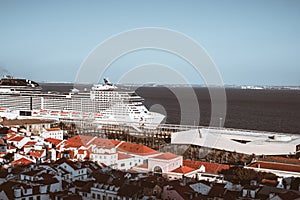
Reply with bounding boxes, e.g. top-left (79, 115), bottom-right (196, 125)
top-left (50, 111), bottom-right (59, 116)
top-left (60, 111), bottom-right (69, 116)
top-left (32, 111), bottom-right (39, 115)
top-left (82, 113), bottom-right (89, 117)
top-left (94, 113), bottom-right (103, 117)
top-left (40, 110), bottom-right (48, 115)
top-left (71, 112), bottom-right (81, 117)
